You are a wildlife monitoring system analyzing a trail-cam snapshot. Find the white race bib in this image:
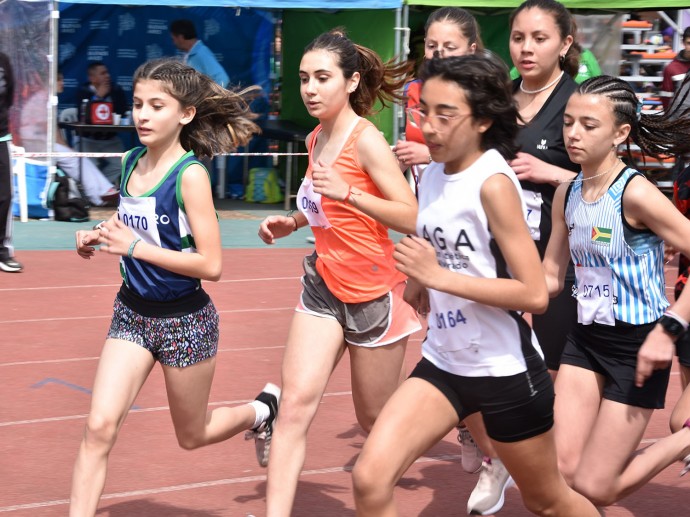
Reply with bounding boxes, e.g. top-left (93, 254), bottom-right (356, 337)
top-left (575, 265), bottom-right (615, 325)
top-left (523, 189), bottom-right (543, 241)
top-left (118, 197), bottom-right (160, 246)
top-left (297, 178), bottom-right (332, 229)
top-left (428, 297), bottom-right (480, 354)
